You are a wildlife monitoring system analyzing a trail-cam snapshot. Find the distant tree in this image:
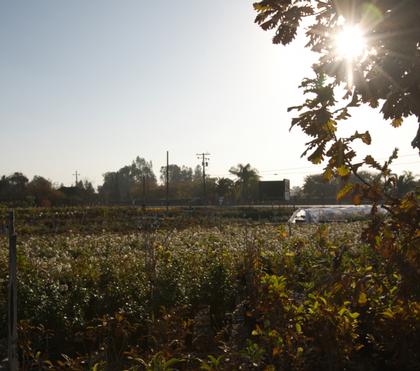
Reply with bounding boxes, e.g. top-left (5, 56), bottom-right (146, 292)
top-left (159, 164), bottom-right (196, 199)
top-left (216, 177), bottom-right (235, 204)
top-left (229, 163), bottom-right (260, 202)
top-left (302, 171), bottom-right (380, 203)
top-left (302, 174), bottom-right (337, 203)
top-left (99, 172), bottom-right (119, 204)
top-left (0, 172), bottom-right (29, 203)
top-left (130, 157), bottom-right (157, 185)
top-left (160, 164), bottom-right (193, 184)
top-left (290, 186), bottom-right (303, 199)
top-left (27, 176), bottom-right (57, 206)
top-left (193, 165), bottom-right (203, 183)
top-left (99, 156), bottom-right (156, 204)
top-left (0, 176), bottom-right (9, 202)
top-left (82, 180), bottom-right (96, 195)
top-left (394, 171), bottom-right (419, 197)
